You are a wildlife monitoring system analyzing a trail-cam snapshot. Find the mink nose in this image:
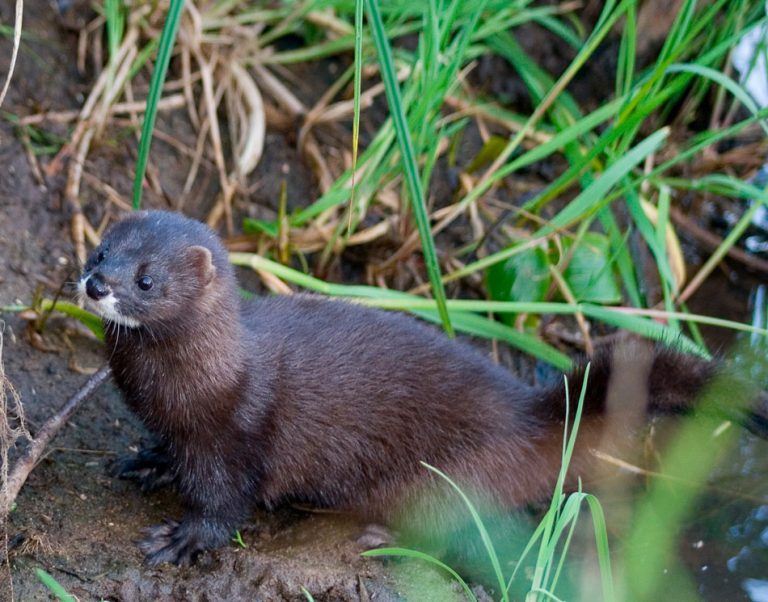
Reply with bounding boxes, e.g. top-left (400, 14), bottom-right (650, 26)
top-left (85, 274), bottom-right (110, 300)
